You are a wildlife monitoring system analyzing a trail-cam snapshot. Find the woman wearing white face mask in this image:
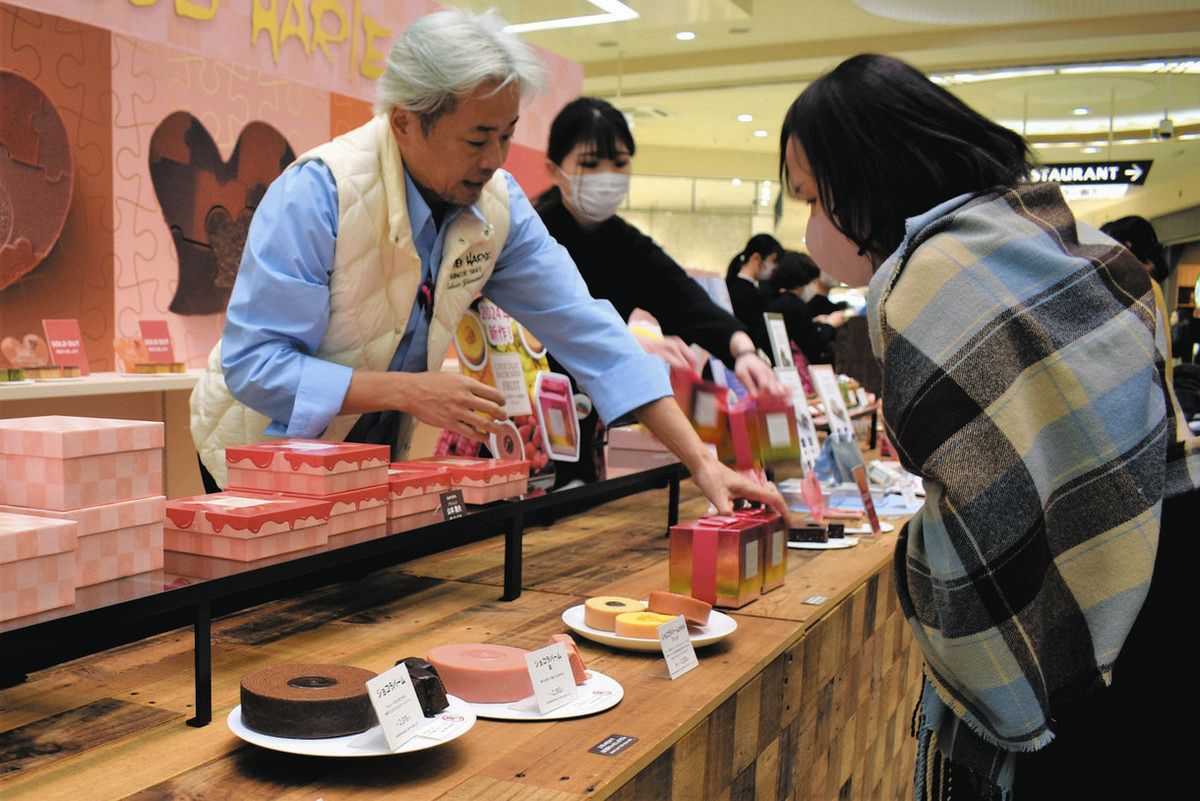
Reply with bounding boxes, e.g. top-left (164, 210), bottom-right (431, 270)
top-left (536, 97), bottom-right (781, 485)
top-left (764, 250), bottom-right (837, 365)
